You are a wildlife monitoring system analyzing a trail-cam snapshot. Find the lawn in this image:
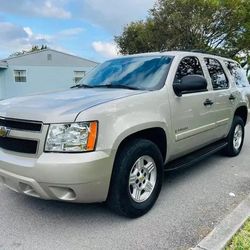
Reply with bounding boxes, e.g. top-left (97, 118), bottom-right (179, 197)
top-left (226, 218), bottom-right (250, 250)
